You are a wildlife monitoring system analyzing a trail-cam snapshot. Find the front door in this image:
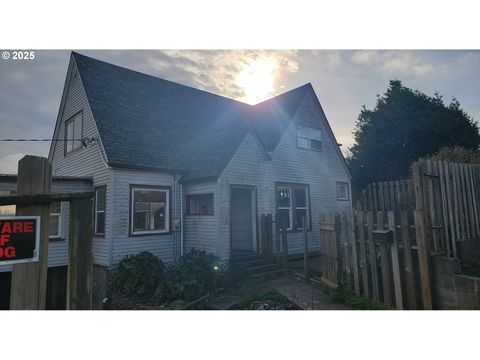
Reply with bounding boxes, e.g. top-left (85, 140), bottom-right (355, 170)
top-left (230, 188), bottom-right (253, 254)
